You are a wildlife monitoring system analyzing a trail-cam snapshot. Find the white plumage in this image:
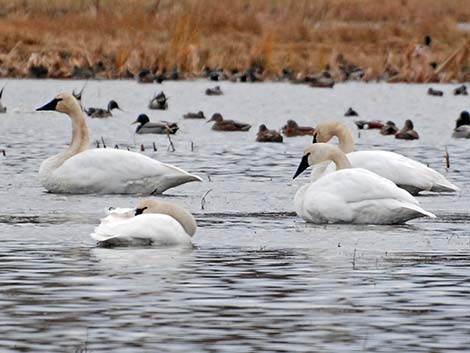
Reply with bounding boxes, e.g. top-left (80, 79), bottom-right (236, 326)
top-left (294, 143), bottom-right (436, 224)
